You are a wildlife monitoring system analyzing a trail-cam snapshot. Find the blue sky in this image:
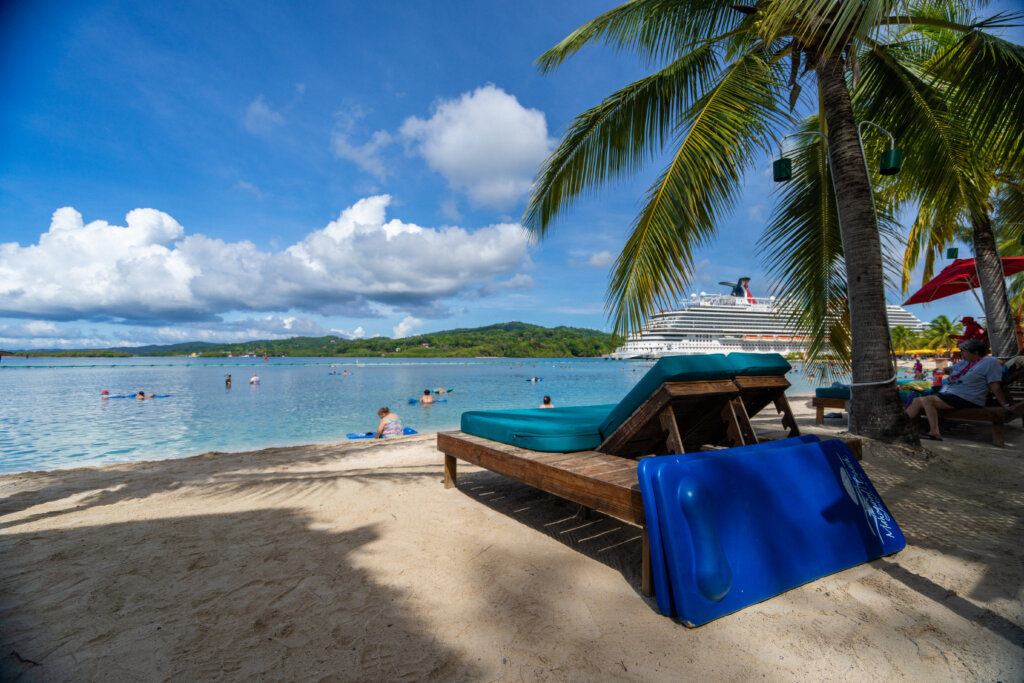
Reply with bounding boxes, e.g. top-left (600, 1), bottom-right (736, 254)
top-left (0, 1), bottom-right (1019, 349)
